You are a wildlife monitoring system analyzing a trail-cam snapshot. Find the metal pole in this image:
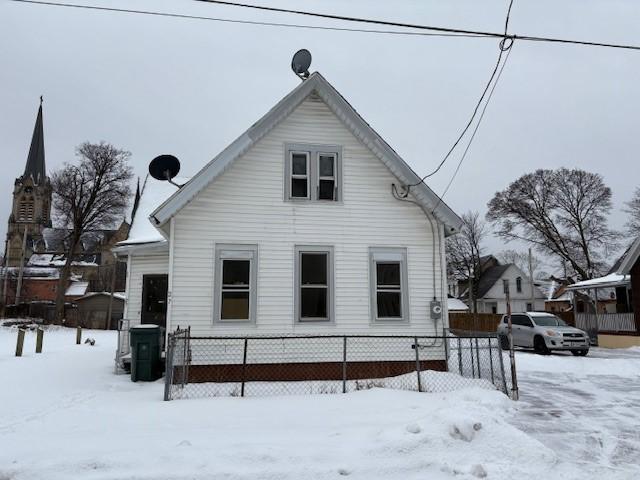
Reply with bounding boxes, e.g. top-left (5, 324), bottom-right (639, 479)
top-left (342, 336), bottom-right (347, 394)
top-left (497, 338), bottom-right (509, 395)
top-left (457, 337), bottom-right (462, 374)
top-left (163, 334), bottom-right (174, 401)
top-left (475, 337), bottom-right (481, 379)
top-left (241, 338), bottom-right (248, 397)
top-left (488, 337), bottom-right (495, 384)
top-left (506, 285), bottom-right (519, 400)
top-left (414, 336), bottom-right (422, 393)
top-left (470, 338), bottom-right (475, 377)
